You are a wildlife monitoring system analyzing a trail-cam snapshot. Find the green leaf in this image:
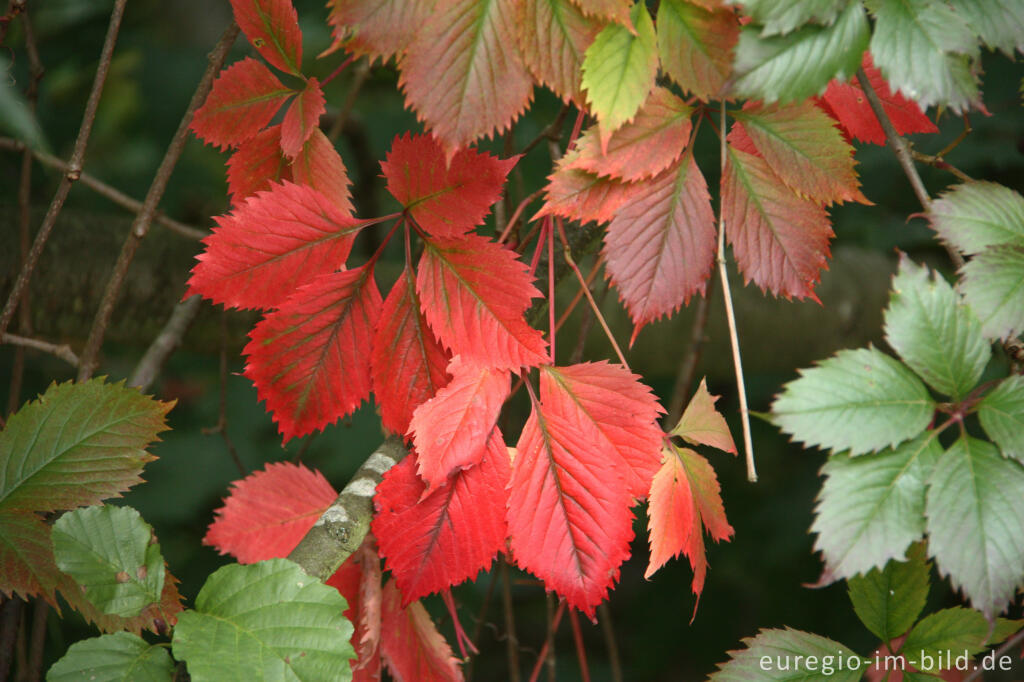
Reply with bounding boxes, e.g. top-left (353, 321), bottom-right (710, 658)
top-left (978, 375), bottom-right (1024, 463)
top-left (172, 559), bottom-right (355, 681)
top-left (582, 2), bottom-right (658, 136)
top-left (0, 57), bottom-right (49, 151)
top-left (947, 0), bottom-right (1024, 56)
top-left (52, 506), bottom-right (165, 618)
top-left (732, 1), bottom-right (868, 103)
top-left (883, 256), bottom-right (989, 399)
top-left (47, 632), bottom-right (174, 682)
top-left (710, 627), bottom-right (863, 681)
top-left (926, 437), bottom-right (1024, 618)
top-left (0, 378), bottom-right (172, 513)
top-left (772, 348), bottom-right (935, 456)
top-left (928, 181), bottom-right (1024, 255)
top-left (847, 543), bottom-right (930, 643)
top-left (727, 0), bottom-right (849, 36)
top-left (989, 617), bottom-right (1024, 644)
top-left (960, 244), bottom-right (1024, 340)
top-left (865, 0), bottom-right (980, 113)
top-left (813, 434), bottom-right (941, 578)
top-left (902, 608), bottom-right (989, 672)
